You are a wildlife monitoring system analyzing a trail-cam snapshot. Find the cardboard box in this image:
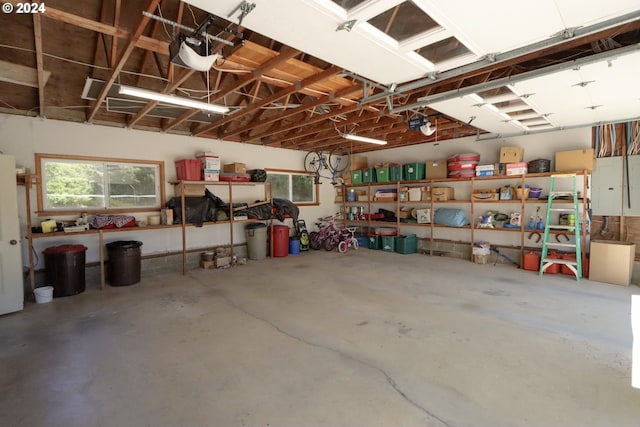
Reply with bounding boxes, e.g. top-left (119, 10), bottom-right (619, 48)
top-left (223, 163), bottom-right (246, 173)
top-left (215, 255), bottom-right (231, 268)
top-left (472, 189), bottom-right (499, 201)
top-left (475, 164), bottom-right (495, 177)
top-left (350, 155), bottom-right (369, 170)
top-left (200, 260), bottom-right (215, 269)
top-left (174, 183), bottom-right (206, 197)
top-left (506, 162), bottom-right (528, 176)
top-left (589, 240), bottom-right (636, 286)
top-left (408, 187), bottom-right (422, 201)
top-left (196, 154), bottom-right (221, 170)
top-left (431, 187), bottom-right (455, 201)
top-left (555, 148), bottom-right (595, 172)
top-left (425, 159), bottom-right (448, 179)
top-left (160, 208), bottom-right (173, 226)
top-left (500, 147), bottom-right (524, 163)
top-left (203, 169), bottom-right (219, 182)
top-left (473, 254), bottom-right (489, 264)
